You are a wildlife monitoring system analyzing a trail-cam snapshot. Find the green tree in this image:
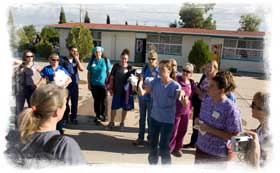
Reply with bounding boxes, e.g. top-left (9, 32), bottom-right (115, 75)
top-left (22, 25), bottom-right (37, 43)
top-left (188, 39), bottom-right (211, 72)
top-left (59, 7), bottom-right (67, 24)
top-left (106, 15), bottom-right (110, 24)
top-left (169, 19), bottom-right (177, 28)
top-left (84, 11), bottom-right (90, 23)
top-left (65, 27), bottom-right (80, 48)
top-left (40, 26), bottom-right (59, 46)
top-left (66, 25), bottom-right (93, 61)
top-left (35, 40), bottom-right (53, 59)
top-left (17, 28), bottom-right (31, 52)
top-left (179, 3), bottom-right (216, 29)
top-left (238, 14), bottom-right (261, 32)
